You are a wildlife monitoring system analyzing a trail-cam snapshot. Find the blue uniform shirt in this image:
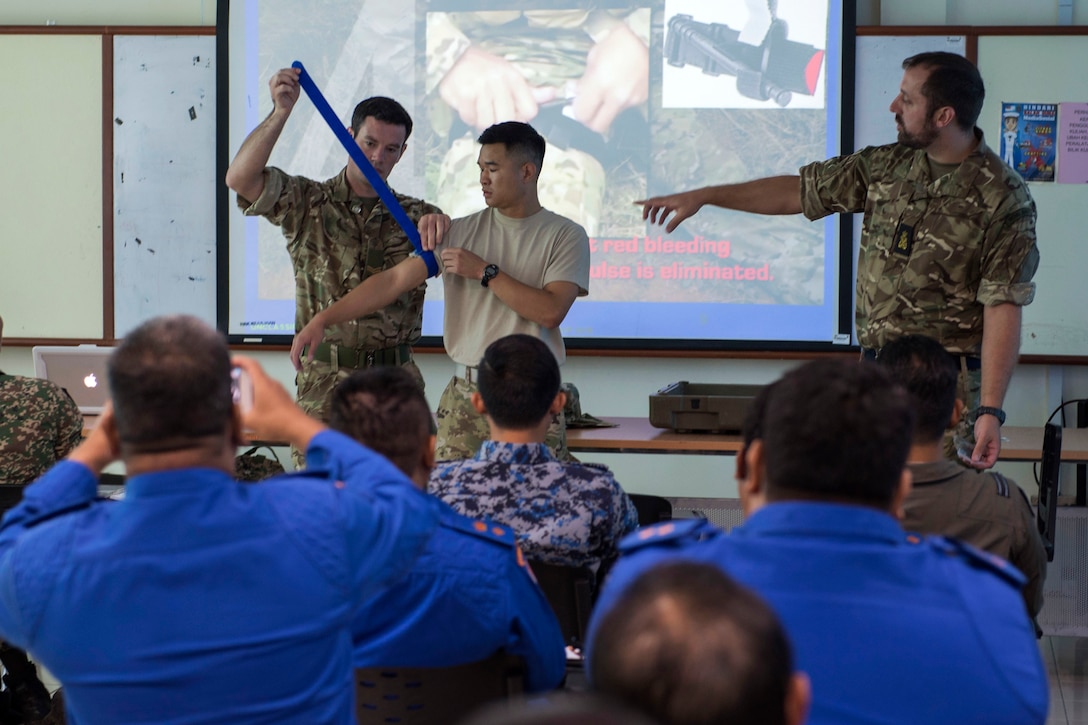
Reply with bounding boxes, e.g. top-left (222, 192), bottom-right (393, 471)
top-left (589, 502), bottom-right (1049, 725)
top-left (352, 501), bottom-right (566, 692)
top-left (0, 430), bottom-right (437, 725)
